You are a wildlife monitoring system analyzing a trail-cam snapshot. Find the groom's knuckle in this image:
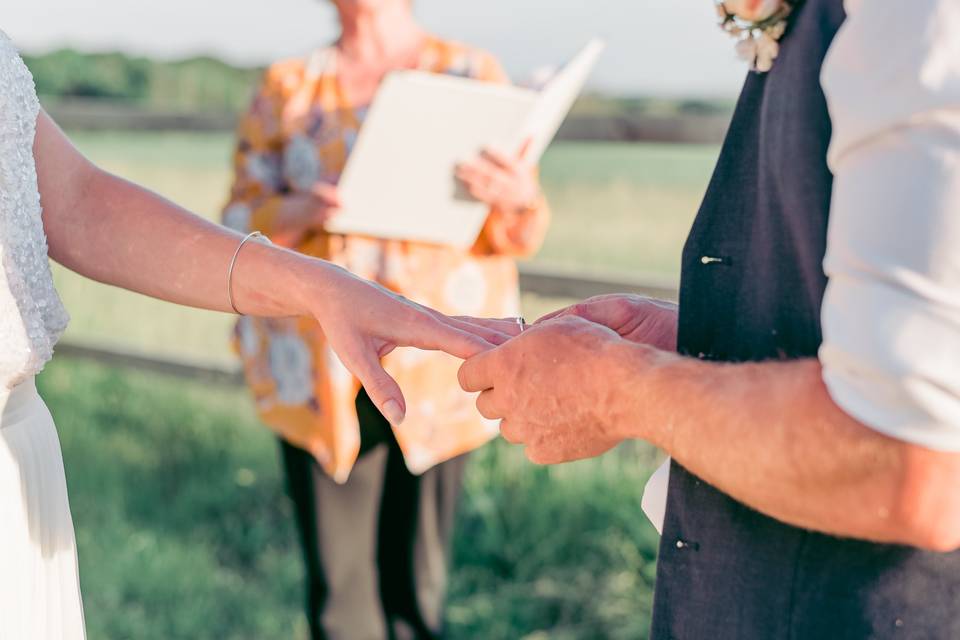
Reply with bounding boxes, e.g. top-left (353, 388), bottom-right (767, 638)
top-left (458, 363), bottom-right (476, 390)
top-left (526, 448), bottom-right (548, 465)
top-left (476, 393), bottom-right (500, 419)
